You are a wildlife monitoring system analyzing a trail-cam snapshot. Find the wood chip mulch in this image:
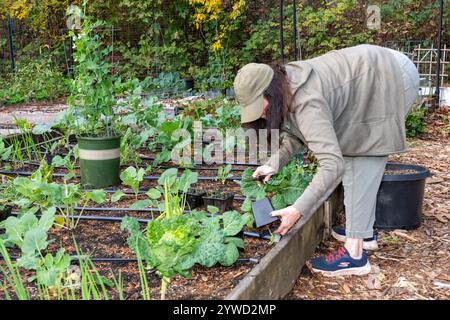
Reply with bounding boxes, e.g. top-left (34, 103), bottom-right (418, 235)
top-left (286, 108), bottom-right (450, 300)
